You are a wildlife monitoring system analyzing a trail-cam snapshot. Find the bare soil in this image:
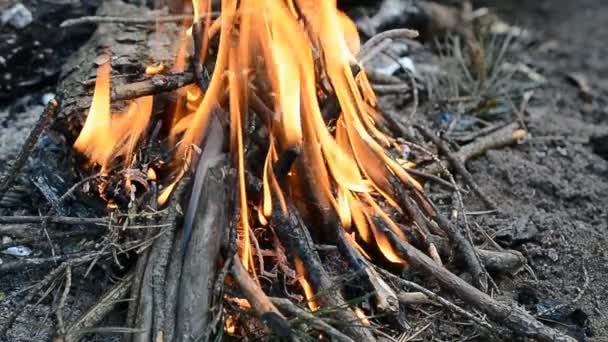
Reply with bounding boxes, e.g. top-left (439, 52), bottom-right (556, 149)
top-left (459, 0), bottom-right (608, 340)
